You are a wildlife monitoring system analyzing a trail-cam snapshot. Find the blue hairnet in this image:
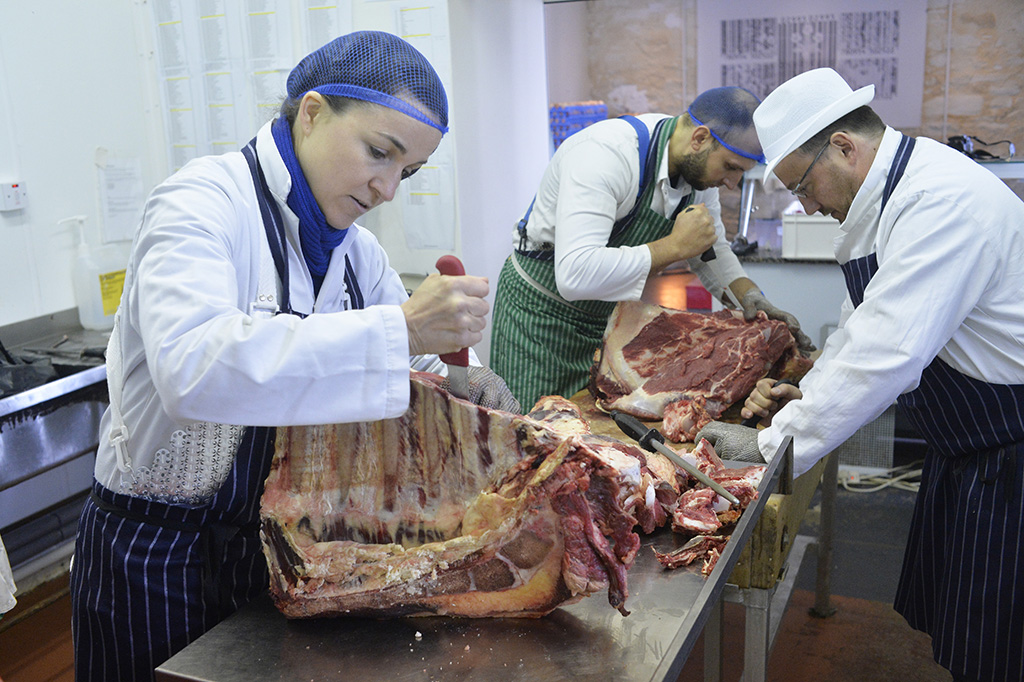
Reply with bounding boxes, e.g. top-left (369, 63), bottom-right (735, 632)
top-left (688, 87), bottom-right (765, 163)
top-left (287, 31), bottom-right (449, 134)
